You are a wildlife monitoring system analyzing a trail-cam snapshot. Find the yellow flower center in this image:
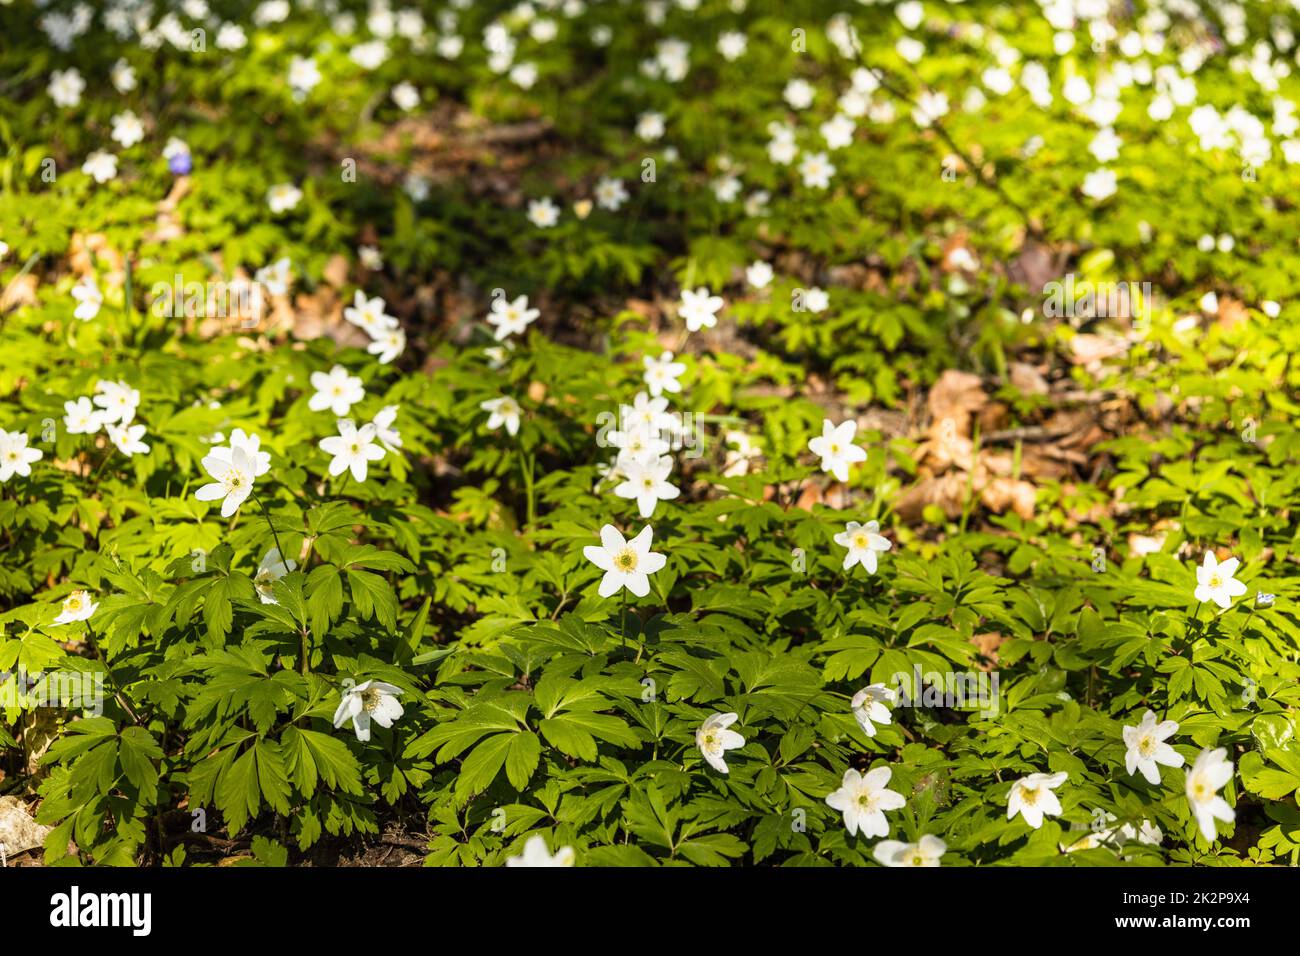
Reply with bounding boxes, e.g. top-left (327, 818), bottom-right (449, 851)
top-left (615, 548), bottom-right (638, 572)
